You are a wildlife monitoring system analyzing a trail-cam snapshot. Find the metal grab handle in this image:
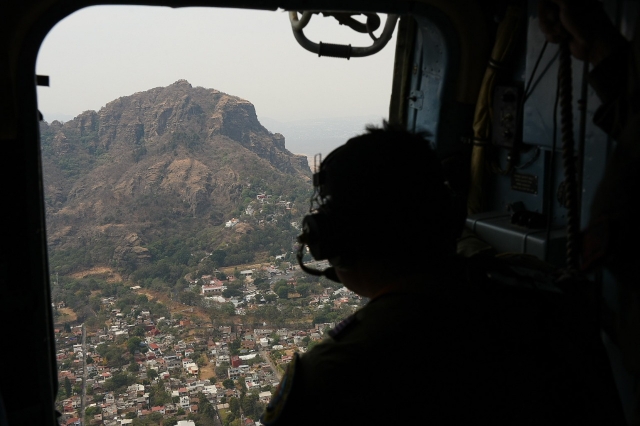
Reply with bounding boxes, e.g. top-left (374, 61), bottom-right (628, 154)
top-left (288, 11), bottom-right (399, 59)
top-left (290, 11), bottom-right (313, 31)
top-left (331, 13), bottom-right (381, 35)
